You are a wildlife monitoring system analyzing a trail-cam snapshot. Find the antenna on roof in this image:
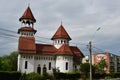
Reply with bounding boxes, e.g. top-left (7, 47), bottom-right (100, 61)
top-left (28, 3), bottom-right (30, 7)
top-left (61, 20), bottom-right (63, 25)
